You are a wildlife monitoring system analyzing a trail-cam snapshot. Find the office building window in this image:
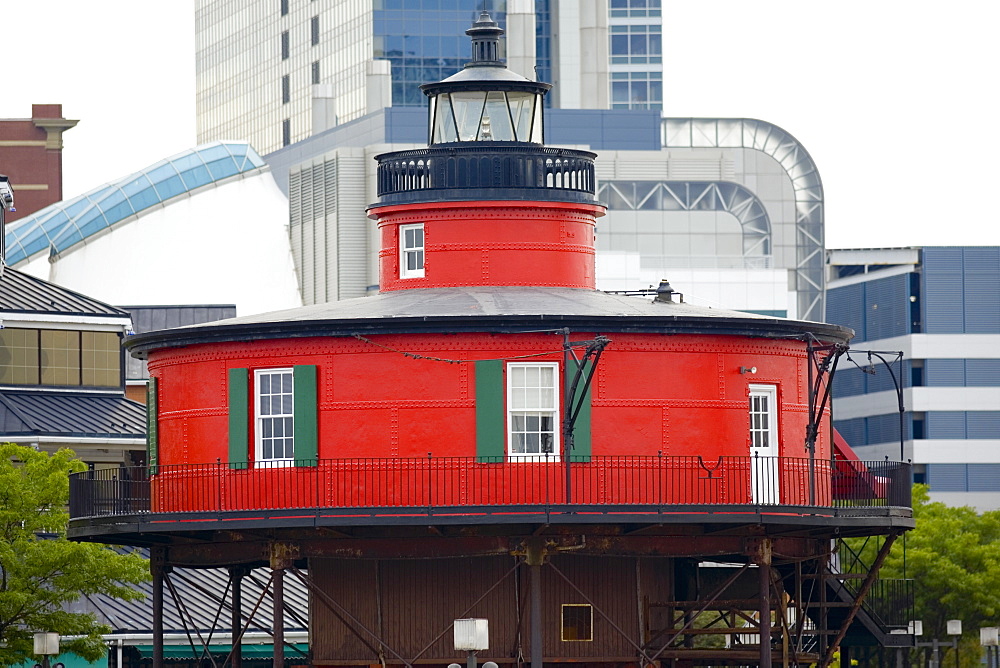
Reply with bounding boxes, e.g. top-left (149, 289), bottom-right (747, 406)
top-left (610, 71), bottom-right (662, 110)
top-left (281, 30), bottom-right (290, 60)
top-left (399, 223), bottom-right (425, 278)
top-left (610, 24), bottom-right (661, 64)
top-left (311, 16), bottom-right (320, 45)
top-left (280, 0), bottom-right (288, 16)
top-left (282, 118), bottom-right (291, 147)
top-left (507, 362), bottom-right (559, 459)
top-left (311, 60), bottom-right (320, 84)
top-left (255, 368), bottom-right (295, 464)
top-left (281, 75), bottom-right (290, 104)
top-left (610, 0), bottom-right (661, 17)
